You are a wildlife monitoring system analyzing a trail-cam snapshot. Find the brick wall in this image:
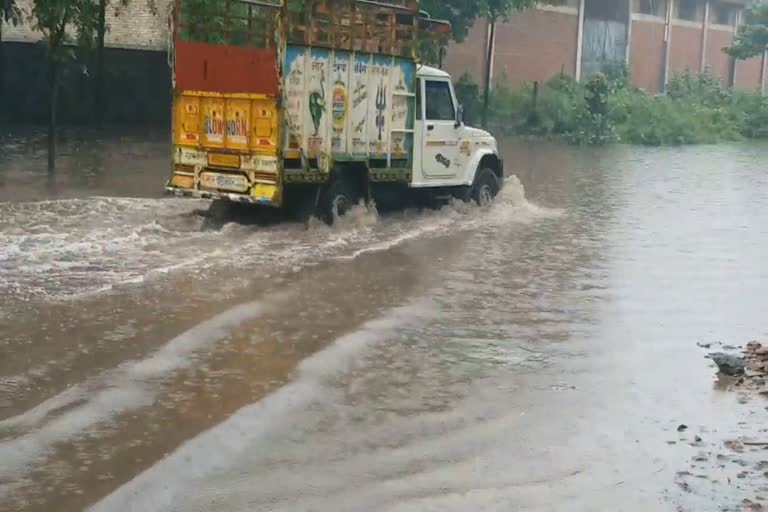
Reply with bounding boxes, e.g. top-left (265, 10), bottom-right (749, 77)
top-left (735, 55), bottom-right (764, 91)
top-left (443, 18), bottom-right (490, 88)
top-left (704, 27), bottom-right (734, 84)
top-left (4, 0), bottom-right (171, 50)
top-left (630, 19), bottom-right (666, 92)
top-left (444, 7), bottom-right (578, 88)
top-left (669, 23), bottom-right (703, 77)
top-left (492, 9), bottom-right (578, 87)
